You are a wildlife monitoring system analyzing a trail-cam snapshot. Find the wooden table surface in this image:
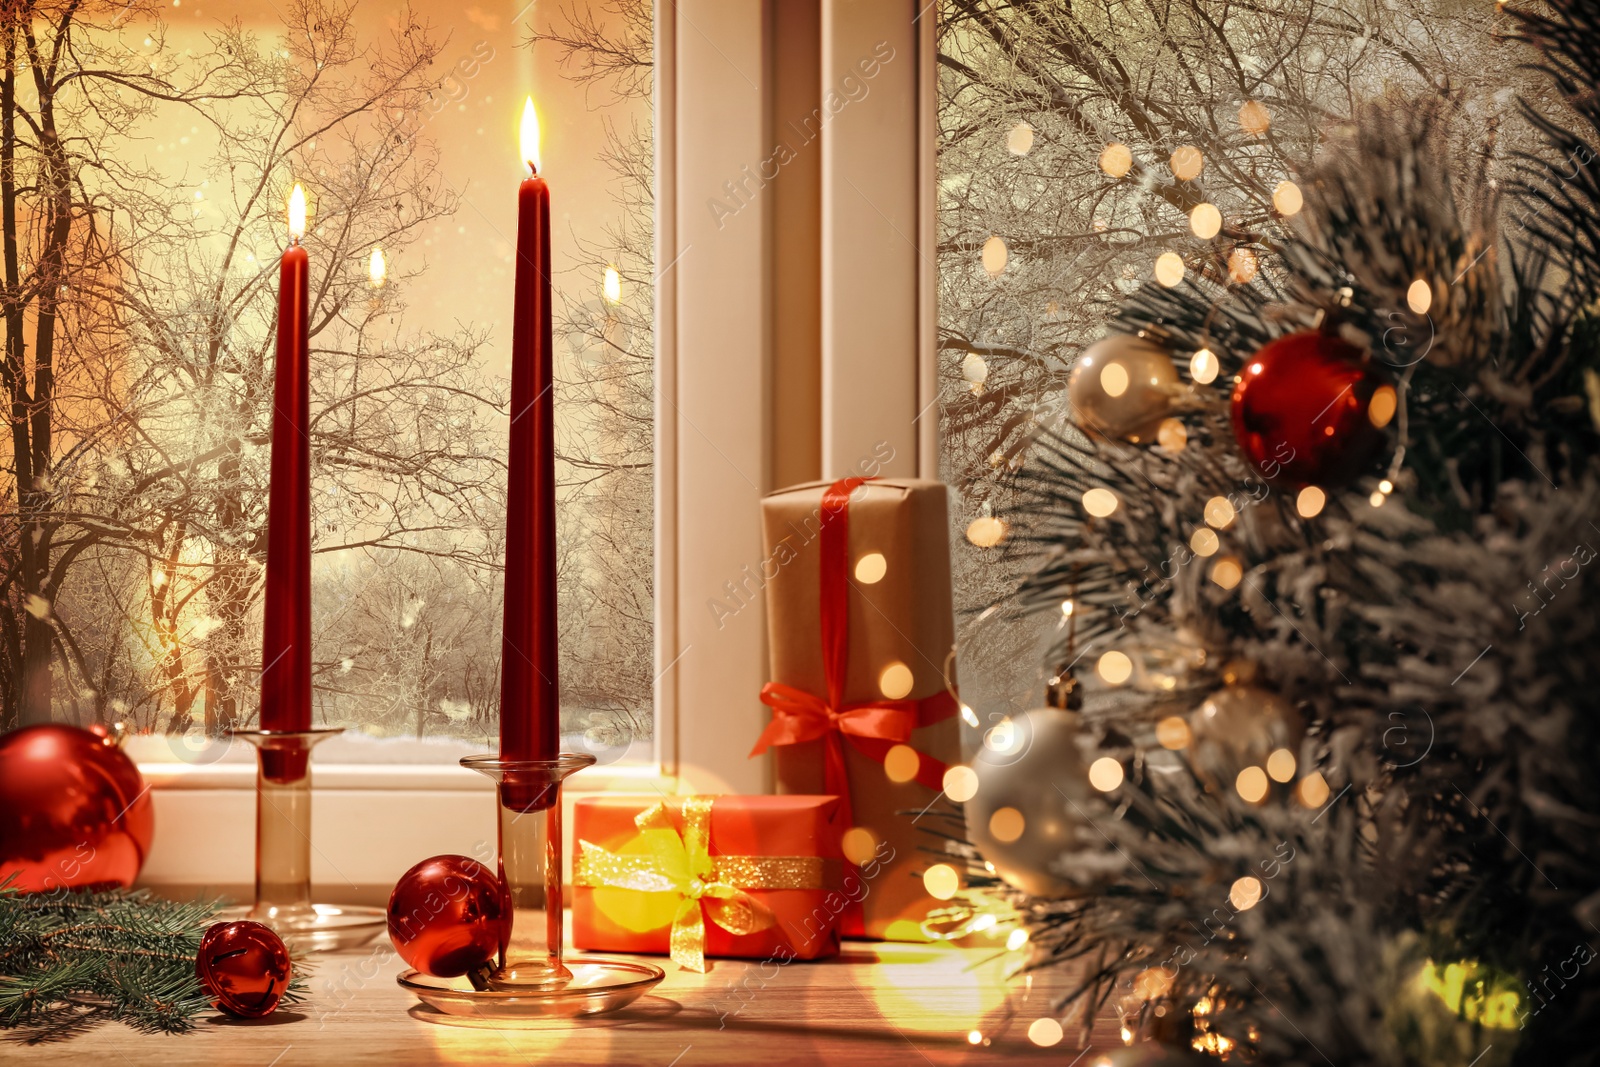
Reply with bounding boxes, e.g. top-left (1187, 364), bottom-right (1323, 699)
top-left (10, 940), bottom-right (1107, 1066)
